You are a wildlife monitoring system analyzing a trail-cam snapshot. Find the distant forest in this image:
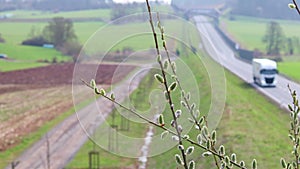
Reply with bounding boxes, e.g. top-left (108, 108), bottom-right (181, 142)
top-left (230, 0), bottom-right (300, 20)
top-left (171, 0), bottom-right (300, 20)
top-left (0, 0), bottom-right (113, 11)
top-left (1, 0), bottom-right (300, 20)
